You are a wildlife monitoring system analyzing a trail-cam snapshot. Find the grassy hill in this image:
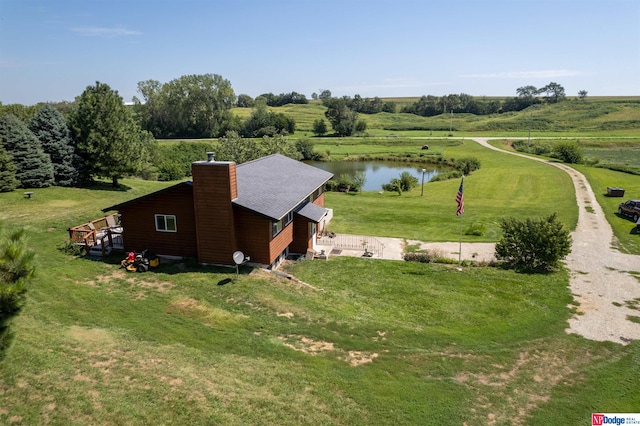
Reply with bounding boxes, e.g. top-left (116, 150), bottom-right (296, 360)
top-left (231, 96), bottom-right (640, 137)
top-left (0, 183), bottom-right (638, 424)
top-left (1, 96), bottom-right (639, 424)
